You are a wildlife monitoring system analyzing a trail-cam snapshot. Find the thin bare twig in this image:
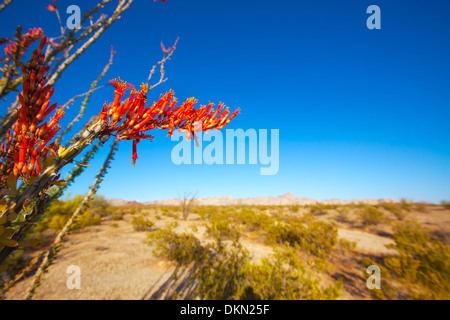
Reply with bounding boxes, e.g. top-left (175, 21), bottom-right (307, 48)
top-left (0, 0), bottom-right (13, 13)
top-left (0, 0), bottom-right (131, 140)
top-left (43, 0), bottom-right (114, 64)
top-left (0, 26), bottom-right (23, 100)
top-left (46, 0), bottom-right (134, 86)
top-left (54, 47), bottom-right (115, 145)
top-left (147, 37), bottom-right (179, 91)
